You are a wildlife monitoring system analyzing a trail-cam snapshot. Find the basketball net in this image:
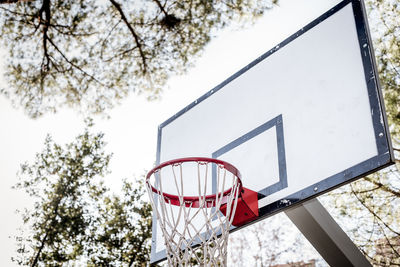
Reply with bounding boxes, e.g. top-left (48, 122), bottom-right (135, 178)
top-left (146, 158), bottom-right (242, 266)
